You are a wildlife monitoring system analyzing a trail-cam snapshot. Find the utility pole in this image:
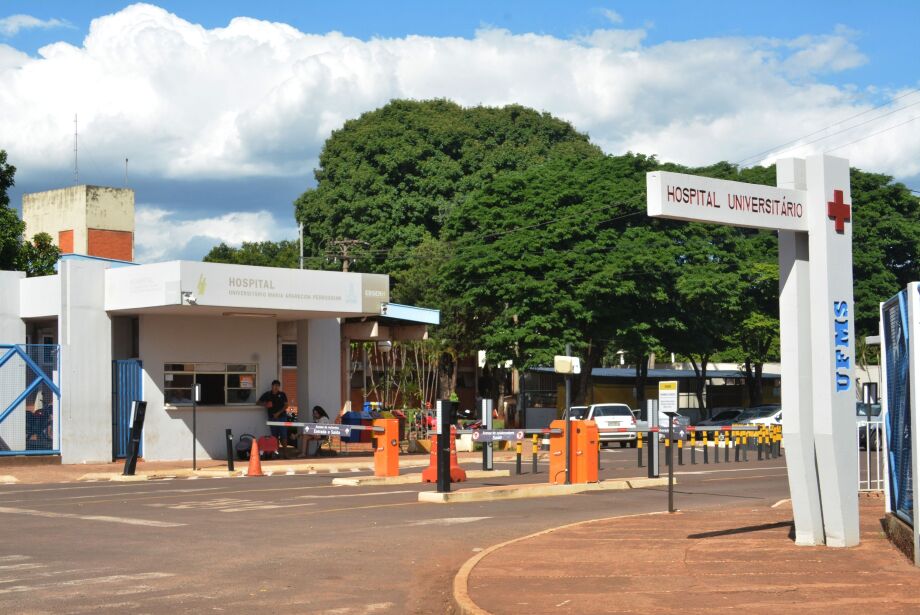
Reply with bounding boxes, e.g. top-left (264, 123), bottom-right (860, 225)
top-left (298, 222), bottom-right (304, 269)
top-left (73, 114), bottom-right (79, 185)
top-left (326, 238), bottom-right (368, 272)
